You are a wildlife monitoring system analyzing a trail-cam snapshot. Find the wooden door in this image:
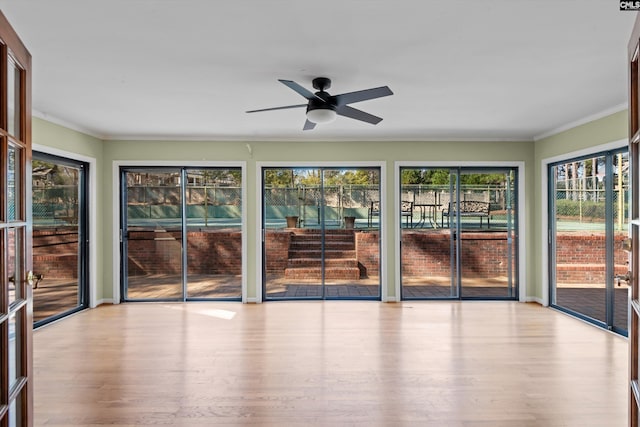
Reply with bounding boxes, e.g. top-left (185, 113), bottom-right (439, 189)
top-left (0, 11), bottom-right (33, 426)
top-left (629, 13), bottom-right (640, 427)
